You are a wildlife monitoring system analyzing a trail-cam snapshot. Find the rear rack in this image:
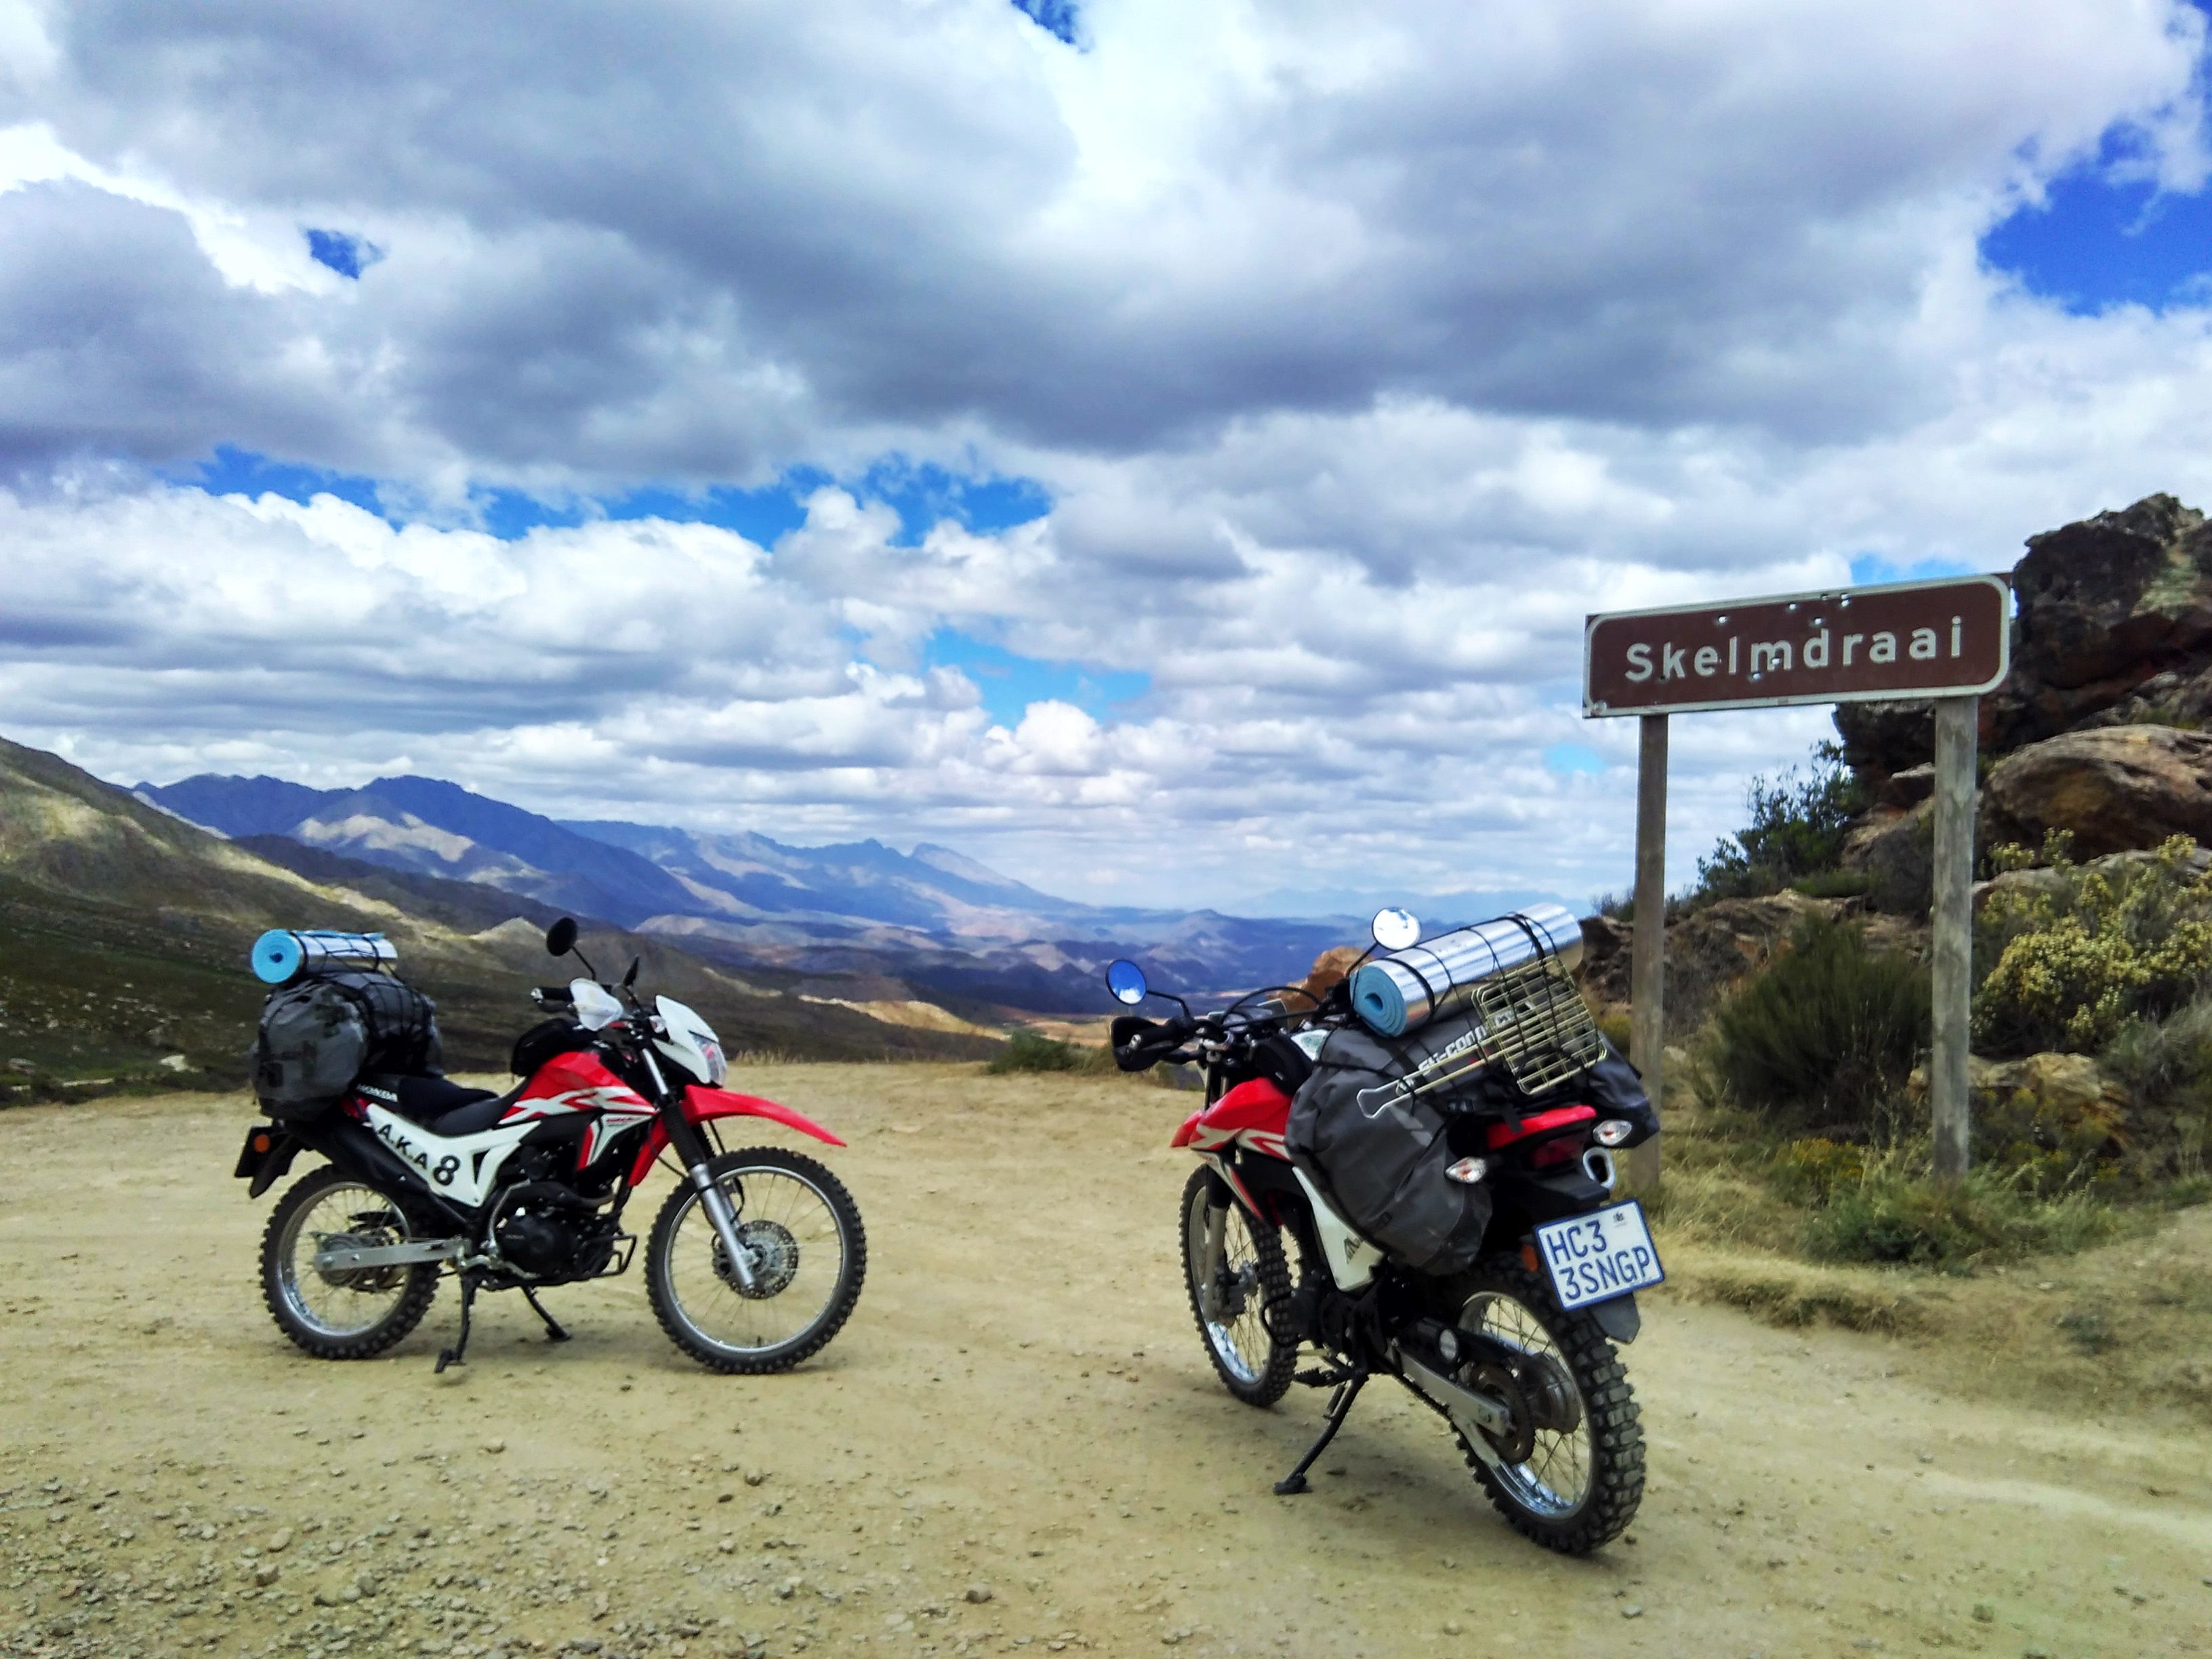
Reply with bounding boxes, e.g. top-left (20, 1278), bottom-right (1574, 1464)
top-left (1470, 956), bottom-right (1605, 1097)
